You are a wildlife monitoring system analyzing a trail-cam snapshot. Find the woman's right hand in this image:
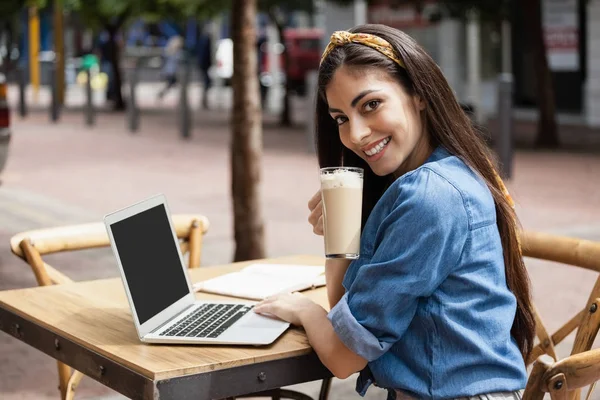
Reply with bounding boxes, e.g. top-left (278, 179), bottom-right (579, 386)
top-left (308, 190), bottom-right (324, 236)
